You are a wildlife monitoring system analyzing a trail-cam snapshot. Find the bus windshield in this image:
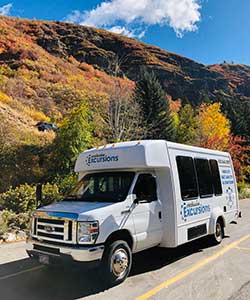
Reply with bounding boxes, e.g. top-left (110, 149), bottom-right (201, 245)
top-left (65, 172), bottom-right (135, 203)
